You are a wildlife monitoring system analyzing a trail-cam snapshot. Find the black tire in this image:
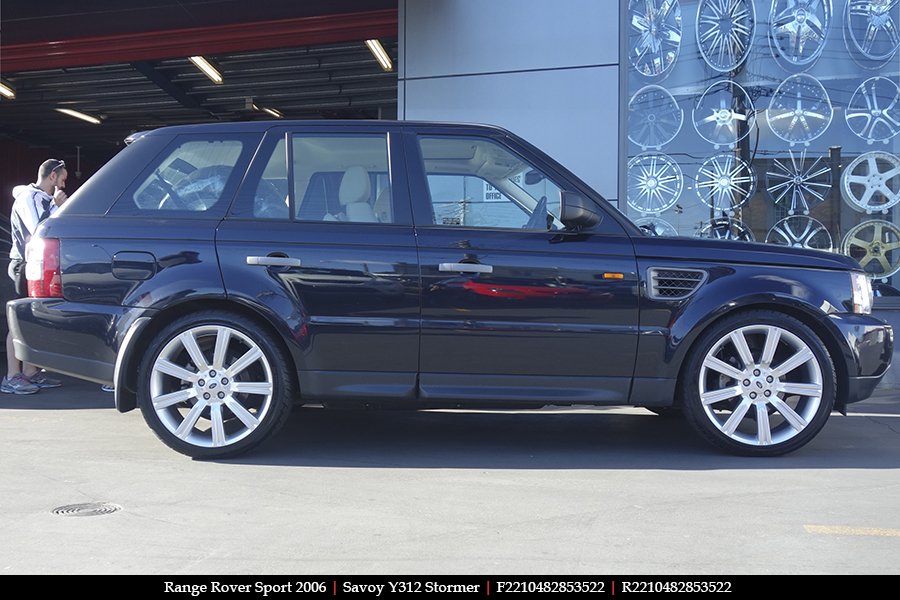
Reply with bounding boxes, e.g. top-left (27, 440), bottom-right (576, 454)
top-left (137, 310), bottom-right (293, 459)
top-left (680, 310), bottom-right (835, 456)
